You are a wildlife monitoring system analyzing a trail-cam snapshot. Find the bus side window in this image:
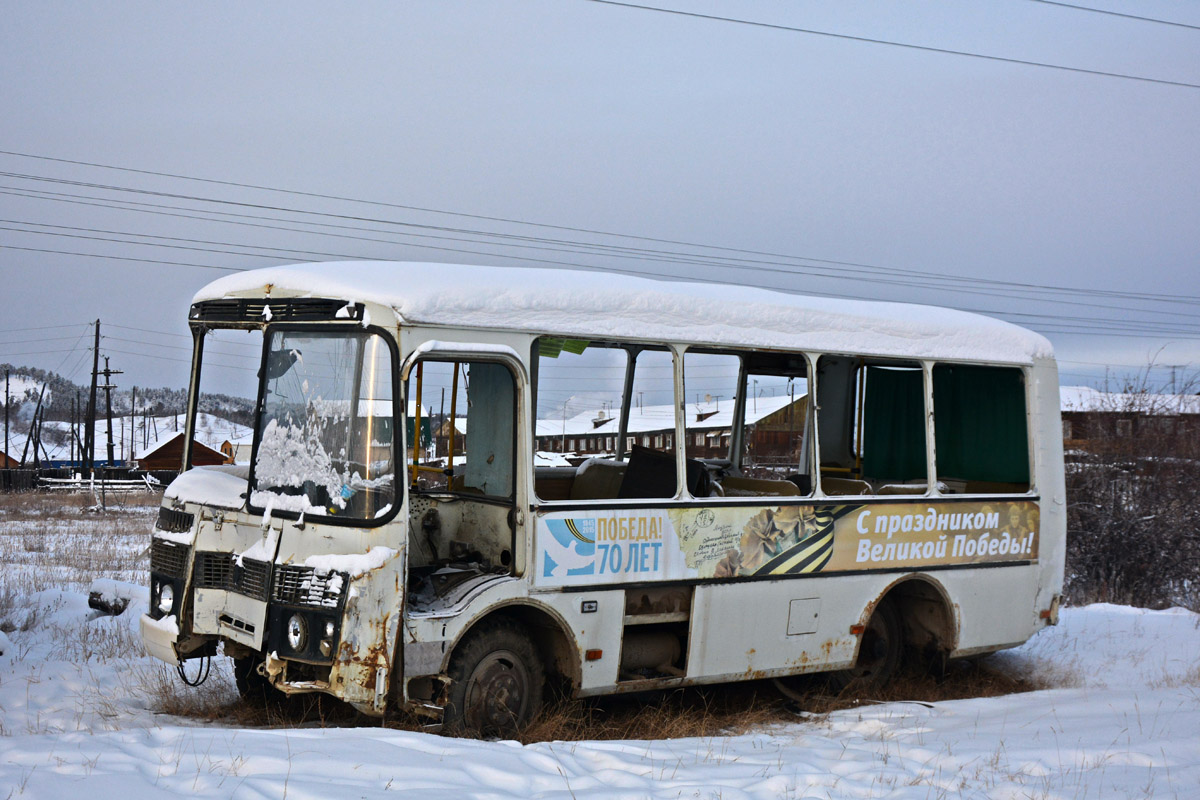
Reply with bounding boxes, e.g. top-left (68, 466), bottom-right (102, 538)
top-left (739, 352), bottom-right (812, 495)
top-left (932, 364), bottom-right (1030, 494)
top-left (682, 351), bottom-right (741, 464)
top-left (531, 339), bottom-right (676, 501)
top-left (683, 349), bottom-right (814, 498)
top-left (816, 356), bottom-right (927, 496)
top-left (407, 359), bottom-right (515, 498)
